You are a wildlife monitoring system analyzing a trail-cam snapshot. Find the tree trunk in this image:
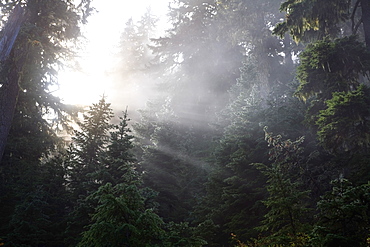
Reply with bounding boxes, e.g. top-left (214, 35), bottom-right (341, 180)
top-left (361, 0), bottom-right (370, 50)
top-left (0, 64), bottom-right (21, 161)
top-left (0, 5), bottom-right (25, 163)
